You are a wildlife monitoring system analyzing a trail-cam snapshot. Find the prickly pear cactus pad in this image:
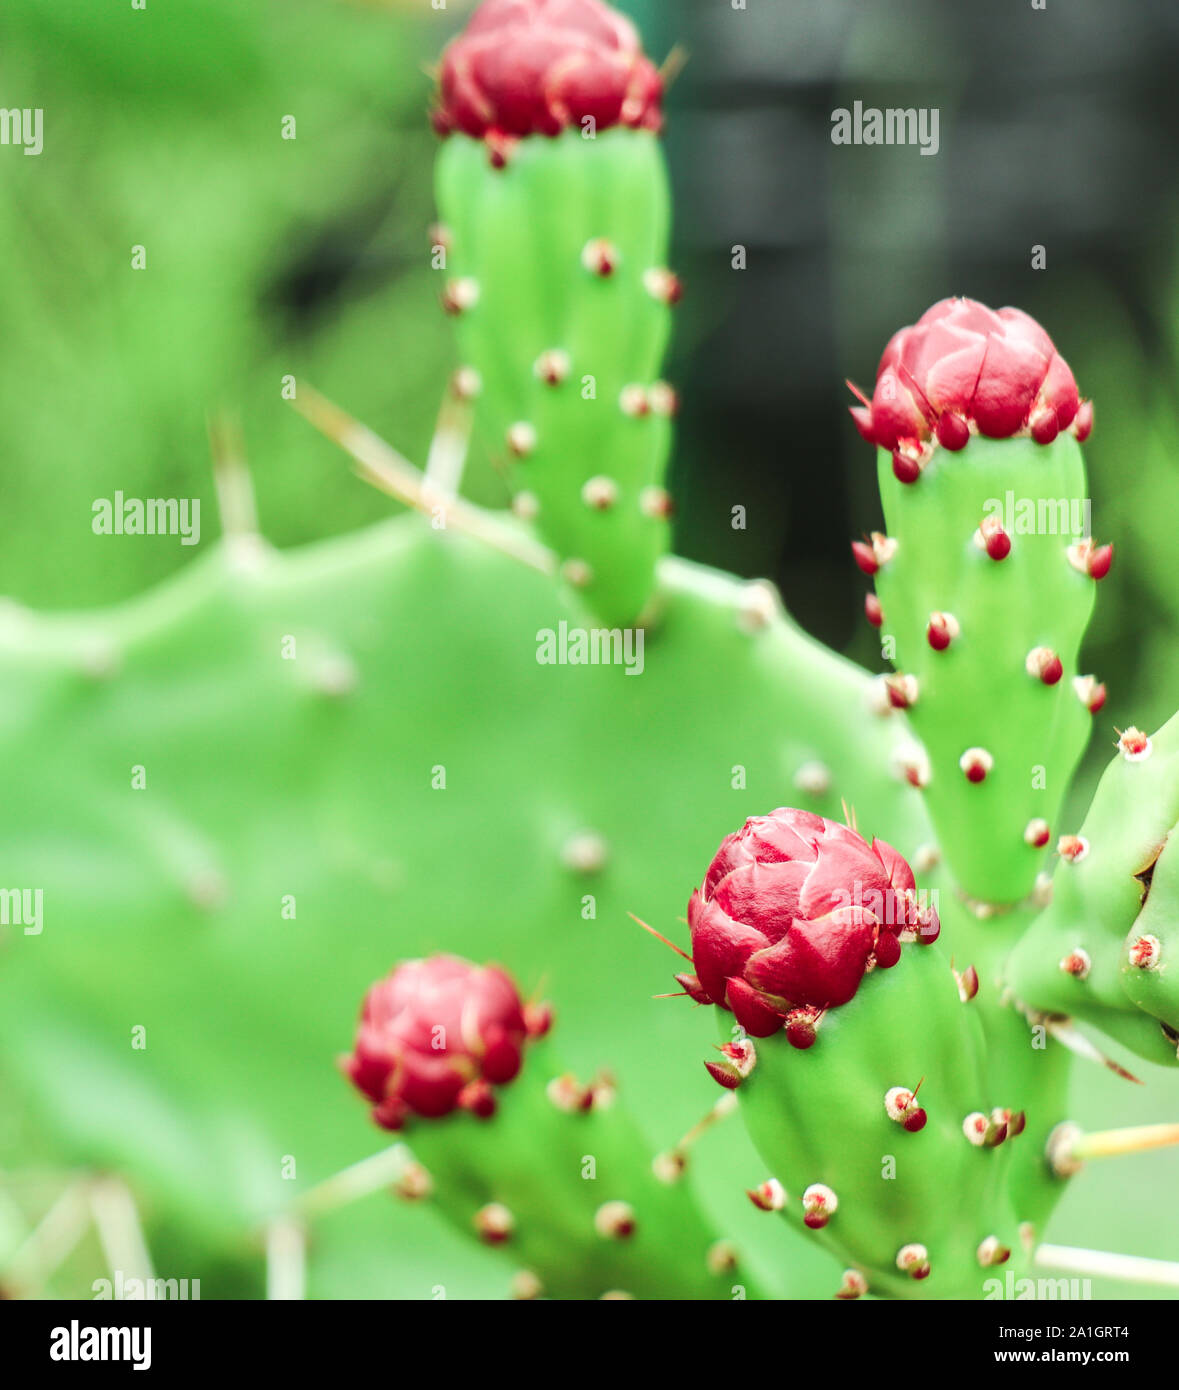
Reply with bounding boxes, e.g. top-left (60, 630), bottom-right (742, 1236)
top-left (1006, 713), bottom-right (1179, 1068)
top-left (6, 0), bottom-right (1179, 1314)
top-left (433, 0), bottom-right (677, 627)
top-left (341, 954), bottom-right (760, 1299)
top-left (851, 299), bottom-right (1102, 905)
